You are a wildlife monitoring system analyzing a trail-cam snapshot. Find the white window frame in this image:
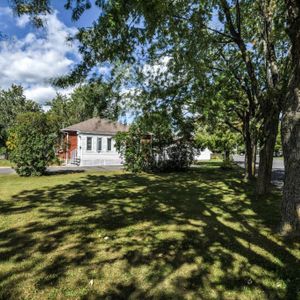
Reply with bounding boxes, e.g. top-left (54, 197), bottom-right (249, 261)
top-left (107, 137), bottom-right (112, 151)
top-left (97, 137), bottom-right (102, 152)
top-left (86, 136), bottom-right (93, 151)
